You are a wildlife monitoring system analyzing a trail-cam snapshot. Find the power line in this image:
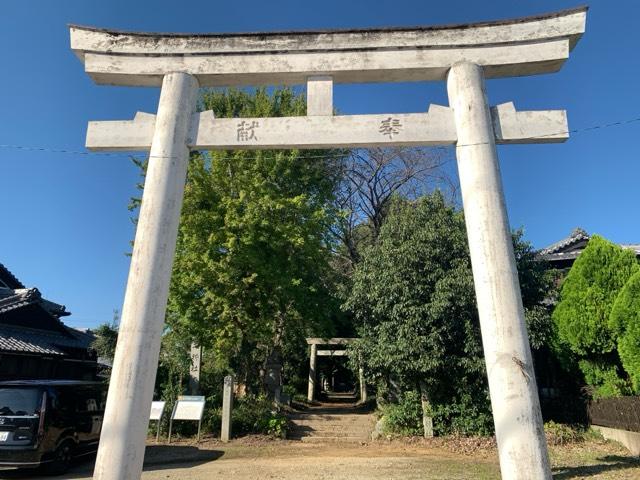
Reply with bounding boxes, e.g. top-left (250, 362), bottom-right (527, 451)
top-left (0, 115), bottom-right (639, 162)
